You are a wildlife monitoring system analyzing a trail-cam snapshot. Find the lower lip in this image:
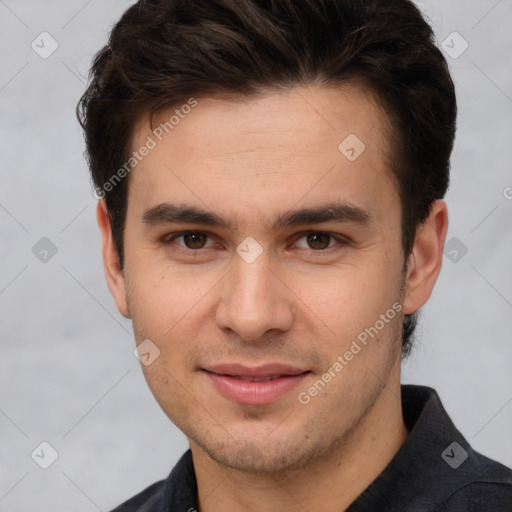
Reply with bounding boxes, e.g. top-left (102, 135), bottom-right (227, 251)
top-left (204, 371), bottom-right (309, 406)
